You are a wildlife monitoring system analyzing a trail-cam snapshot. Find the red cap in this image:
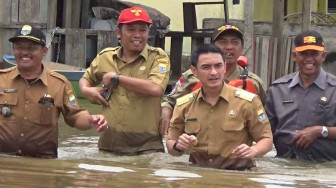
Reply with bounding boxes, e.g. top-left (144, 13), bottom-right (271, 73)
top-left (117, 7), bottom-right (152, 25)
